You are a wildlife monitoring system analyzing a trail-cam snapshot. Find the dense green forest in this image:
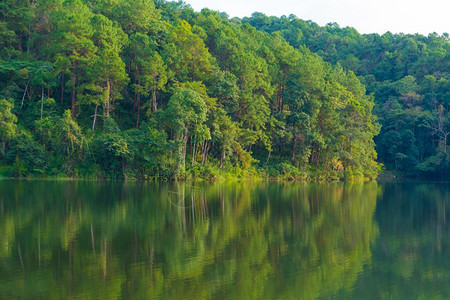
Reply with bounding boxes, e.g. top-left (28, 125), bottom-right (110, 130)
top-left (0, 0), bottom-right (446, 180)
top-left (244, 13), bottom-right (450, 177)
